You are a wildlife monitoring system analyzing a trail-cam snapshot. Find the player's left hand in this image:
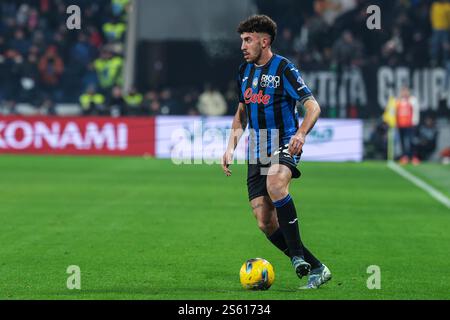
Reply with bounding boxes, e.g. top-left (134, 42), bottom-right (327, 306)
top-left (288, 132), bottom-right (306, 156)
